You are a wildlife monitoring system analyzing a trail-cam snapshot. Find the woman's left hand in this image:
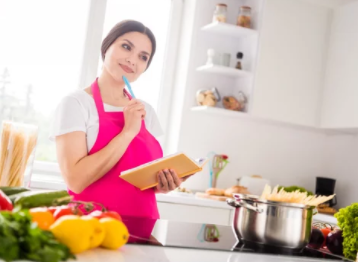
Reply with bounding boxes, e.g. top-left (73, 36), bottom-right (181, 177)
top-left (156, 169), bottom-right (193, 193)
